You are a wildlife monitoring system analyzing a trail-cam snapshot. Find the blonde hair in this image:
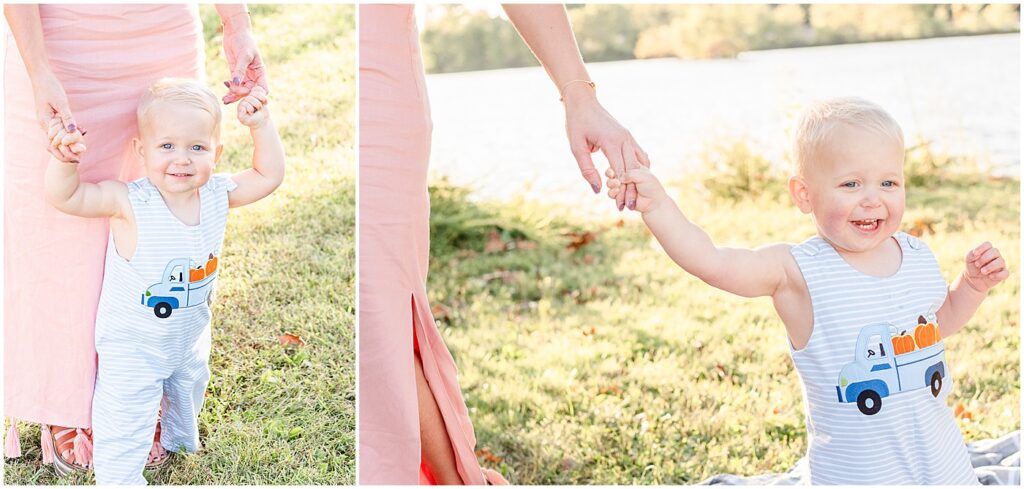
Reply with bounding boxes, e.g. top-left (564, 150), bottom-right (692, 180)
top-left (137, 78), bottom-right (221, 140)
top-left (792, 97), bottom-right (904, 176)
